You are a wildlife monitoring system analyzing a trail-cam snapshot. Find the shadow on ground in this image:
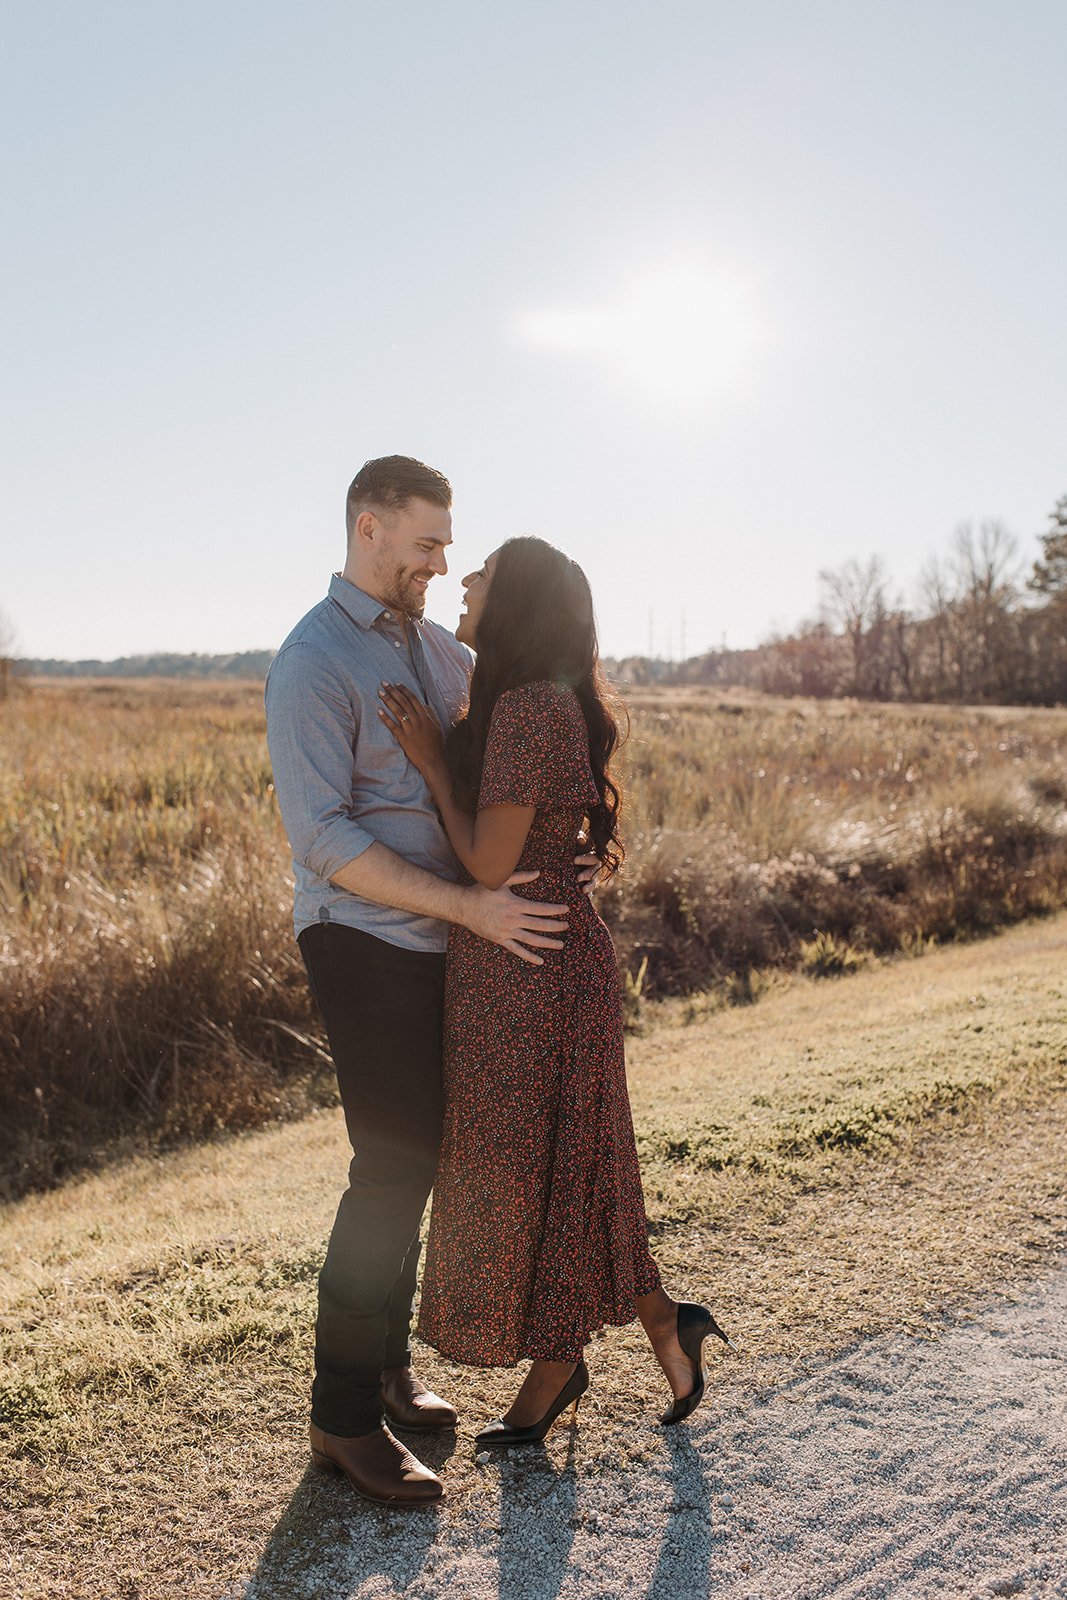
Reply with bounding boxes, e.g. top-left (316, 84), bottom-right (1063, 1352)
top-left (495, 1432), bottom-right (580, 1600)
top-left (646, 1429), bottom-right (714, 1599)
top-left (241, 1432), bottom-right (458, 1599)
top-left (240, 1424), bottom-right (715, 1600)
